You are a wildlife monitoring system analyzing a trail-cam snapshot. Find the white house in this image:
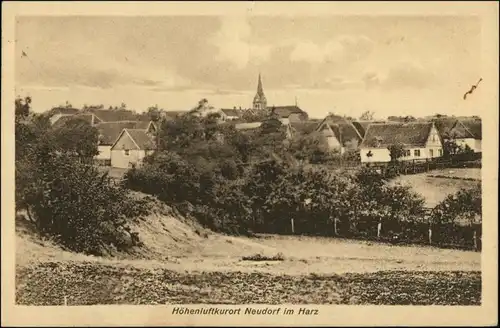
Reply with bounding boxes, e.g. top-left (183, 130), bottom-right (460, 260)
top-left (448, 119), bottom-right (482, 153)
top-left (110, 128), bottom-right (157, 169)
top-left (220, 108), bottom-right (242, 121)
top-left (96, 121), bottom-right (156, 165)
top-left (359, 122), bottom-right (443, 163)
